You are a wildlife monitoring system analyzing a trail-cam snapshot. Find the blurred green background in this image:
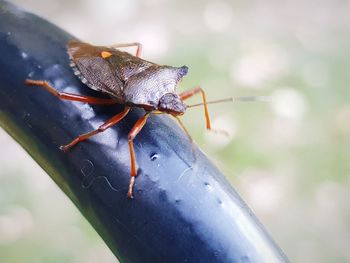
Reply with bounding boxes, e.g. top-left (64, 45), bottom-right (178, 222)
top-left (1, 0), bottom-right (350, 262)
